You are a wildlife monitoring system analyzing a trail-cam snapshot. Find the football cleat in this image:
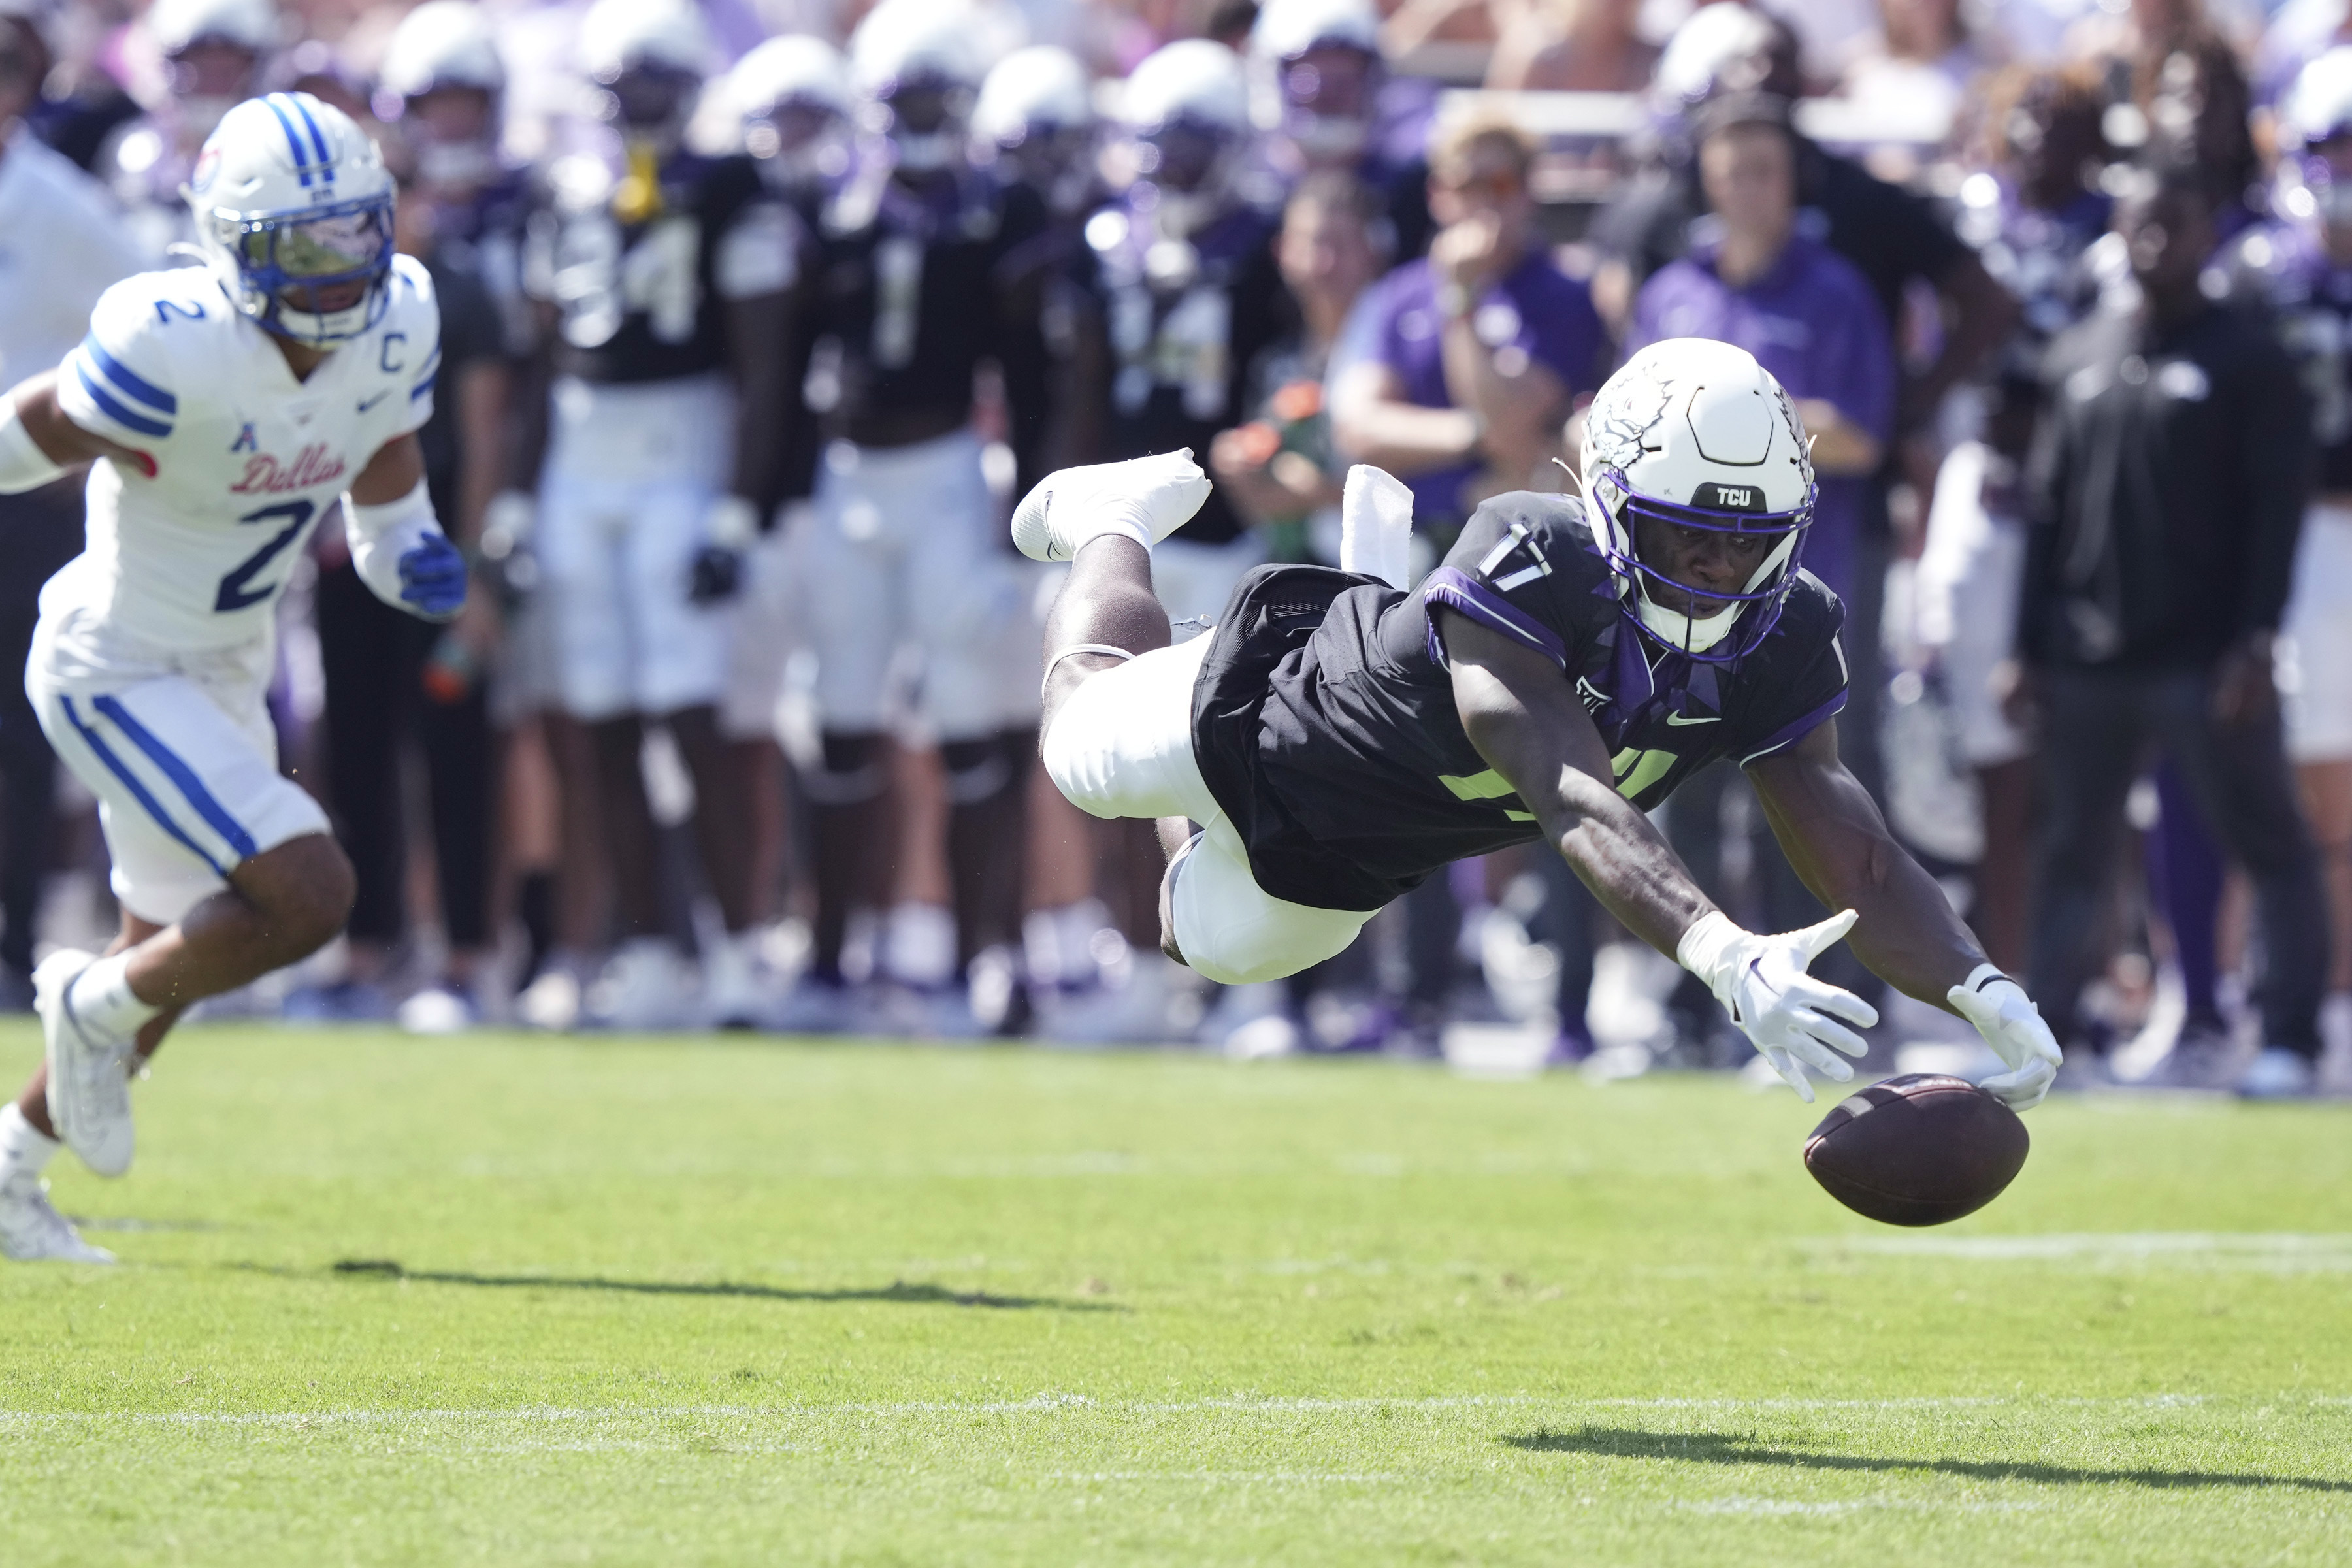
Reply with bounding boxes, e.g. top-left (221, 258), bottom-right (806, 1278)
top-left (702, 932), bottom-right (772, 1030)
top-left (0, 1175), bottom-right (115, 1264)
top-left (396, 982), bottom-right (480, 1036)
top-left (2238, 1045), bottom-right (2319, 1100)
top-left (35, 951), bottom-right (135, 1179)
top-left (593, 939), bottom-right (689, 1032)
top-left (1011, 451), bottom-right (1213, 563)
